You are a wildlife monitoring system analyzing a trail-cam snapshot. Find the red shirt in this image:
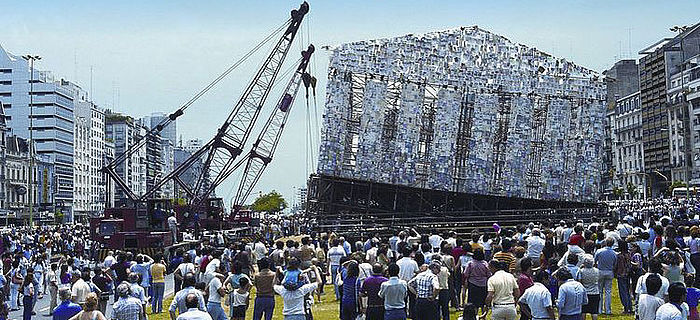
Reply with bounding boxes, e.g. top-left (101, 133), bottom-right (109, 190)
top-left (517, 273), bottom-right (534, 295)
